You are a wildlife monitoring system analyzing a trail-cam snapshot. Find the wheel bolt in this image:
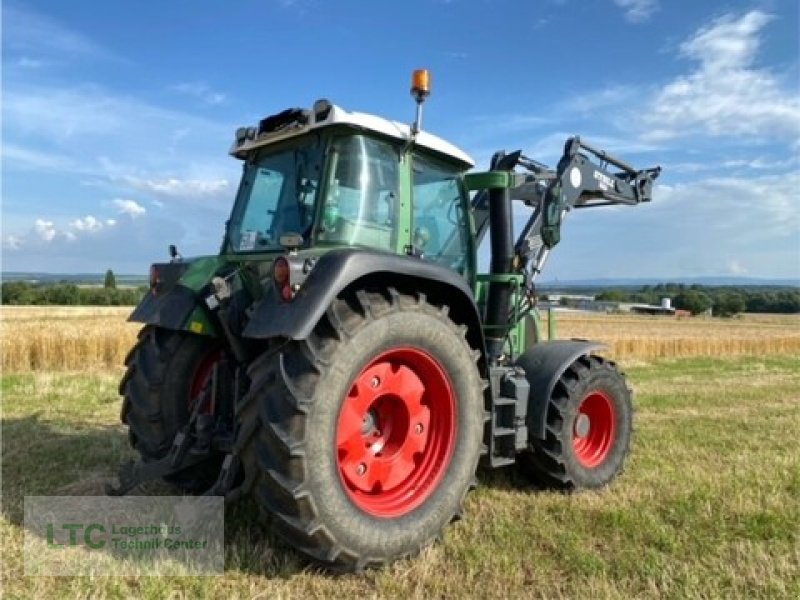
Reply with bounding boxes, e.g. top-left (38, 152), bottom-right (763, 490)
top-left (371, 377), bottom-right (380, 388)
top-left (574, 414), bottom-right (590, 438)
top-left (414, 423), bottom-right (424, 434)
top-left (356, 463), bottom-right (367, 476)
